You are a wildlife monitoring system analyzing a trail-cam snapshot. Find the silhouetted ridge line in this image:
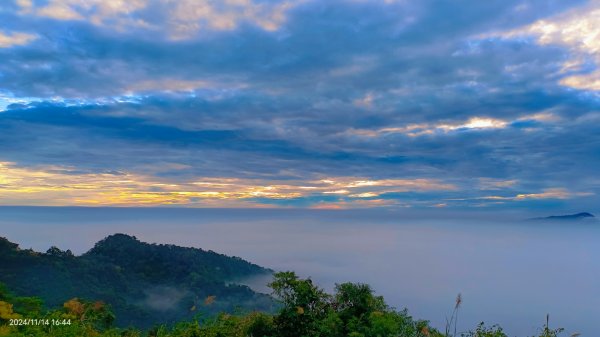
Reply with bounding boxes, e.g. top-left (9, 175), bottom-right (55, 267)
top-left (0, 234), bottom-right (274, 328)
top-left (529, 212), bottom-right (595, 221)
